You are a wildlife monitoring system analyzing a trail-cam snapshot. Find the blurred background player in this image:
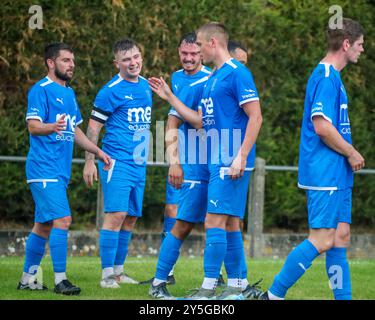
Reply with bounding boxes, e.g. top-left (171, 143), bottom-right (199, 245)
top-left (83, 39), bottom-right (153, 288)
top-left (20, 42), bottom-right (111, 295)
top-left (261, 18), bottom-right (365, 300)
